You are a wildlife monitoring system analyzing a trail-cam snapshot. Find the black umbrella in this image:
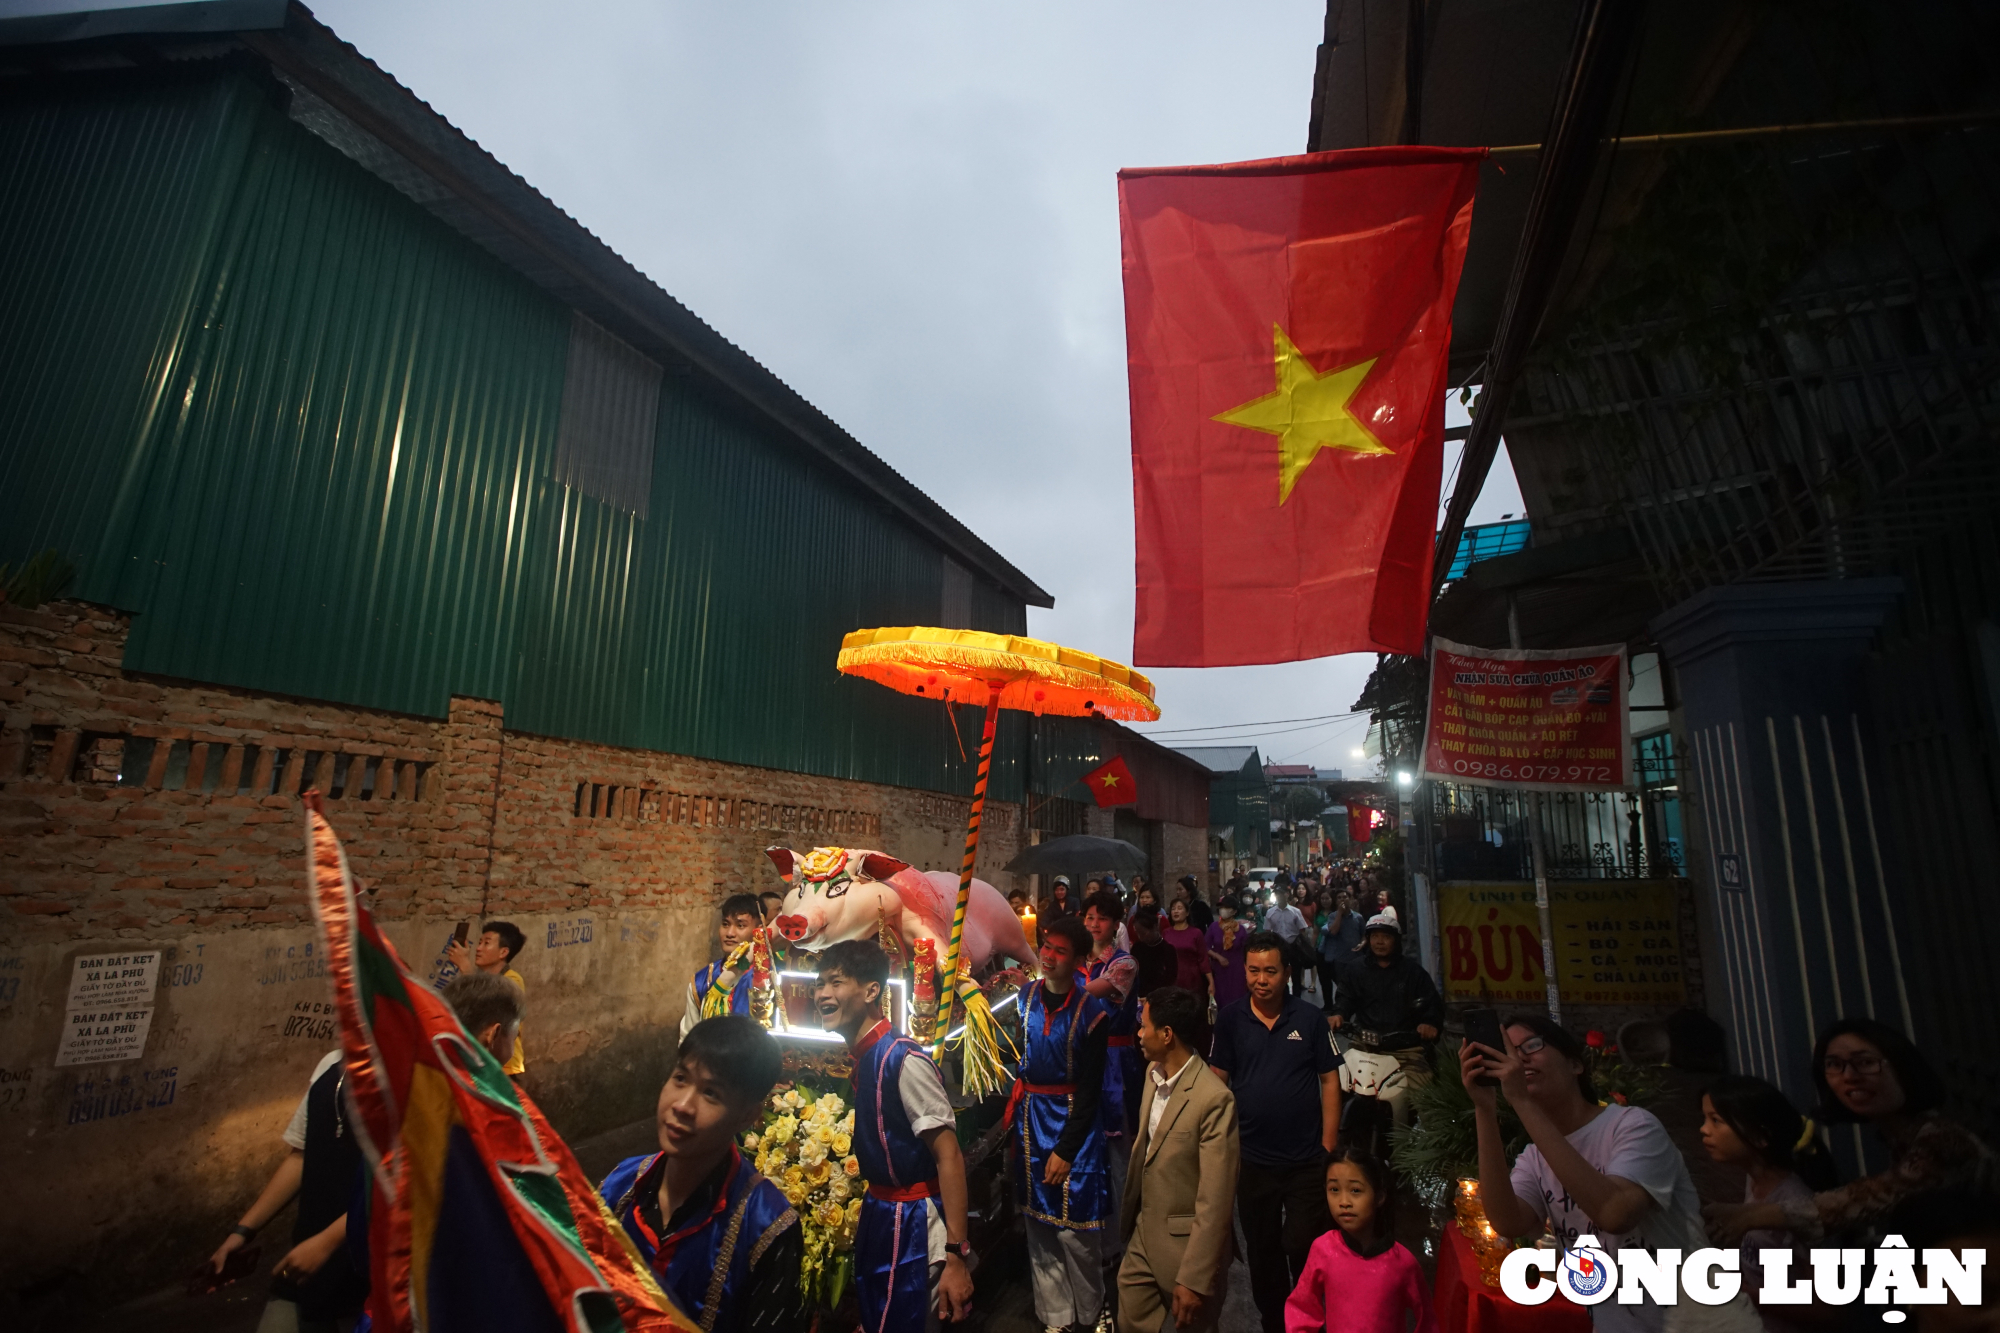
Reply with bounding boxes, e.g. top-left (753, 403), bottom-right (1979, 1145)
top-left (1004, 834), bottom-right (1148, 880)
